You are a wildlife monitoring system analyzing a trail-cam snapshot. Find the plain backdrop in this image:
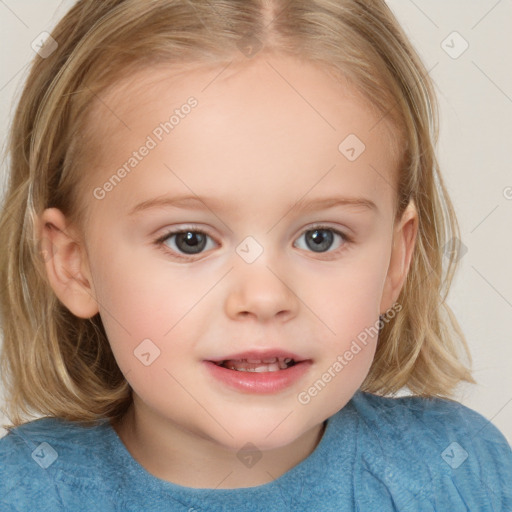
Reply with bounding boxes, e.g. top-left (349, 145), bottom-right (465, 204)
top-left (0, 1), bottom-right (511, 443)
